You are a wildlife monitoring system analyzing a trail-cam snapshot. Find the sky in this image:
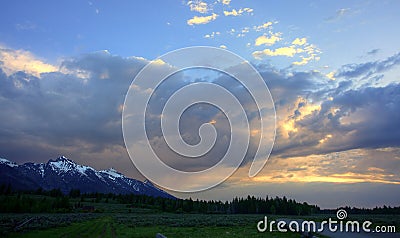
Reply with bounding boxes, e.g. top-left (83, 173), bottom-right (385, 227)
top-left (0, 0), bottom-right (399, 208)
